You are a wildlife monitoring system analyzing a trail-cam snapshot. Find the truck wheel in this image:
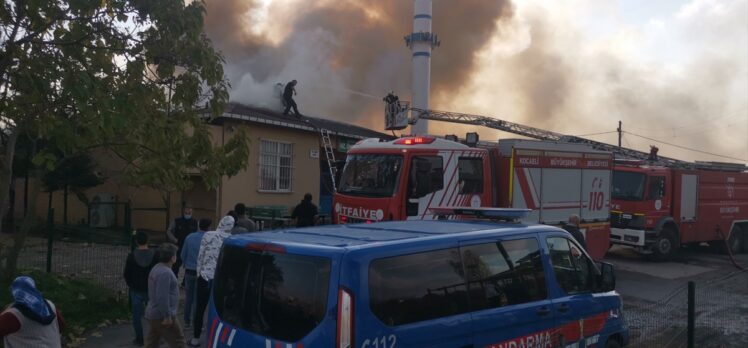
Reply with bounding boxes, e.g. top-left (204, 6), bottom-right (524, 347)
top-left (652, 229), bottom-right (678, 261)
